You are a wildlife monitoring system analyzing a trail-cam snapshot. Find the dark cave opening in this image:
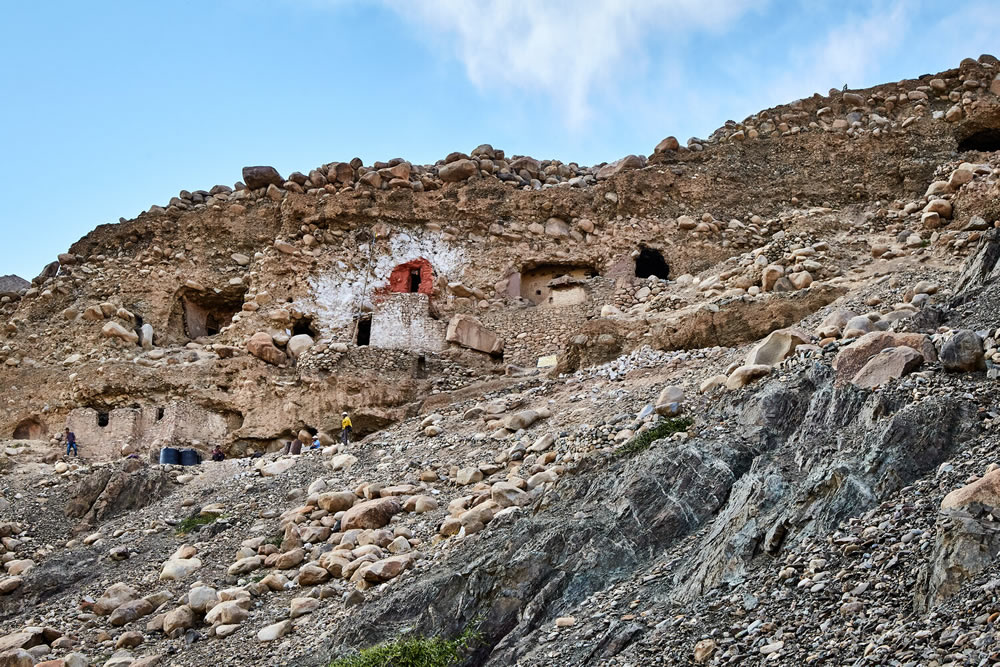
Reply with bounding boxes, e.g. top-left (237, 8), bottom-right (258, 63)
top-left (958, 129), bottom-right (1000, 153)
top-left (635, 246), bottom-right (670, 279)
